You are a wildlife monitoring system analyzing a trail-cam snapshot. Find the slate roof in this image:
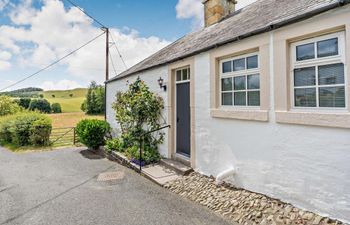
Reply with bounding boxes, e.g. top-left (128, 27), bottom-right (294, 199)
top-left (107, 0), bottom-right (349, 83)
